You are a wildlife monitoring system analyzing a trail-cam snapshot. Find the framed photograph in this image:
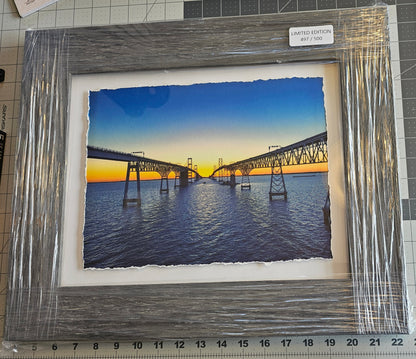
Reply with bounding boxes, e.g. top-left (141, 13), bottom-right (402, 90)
top-left (62, 62), bottom-right (349, 287)
top-left (6, 6), bottom-right (408, 341)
